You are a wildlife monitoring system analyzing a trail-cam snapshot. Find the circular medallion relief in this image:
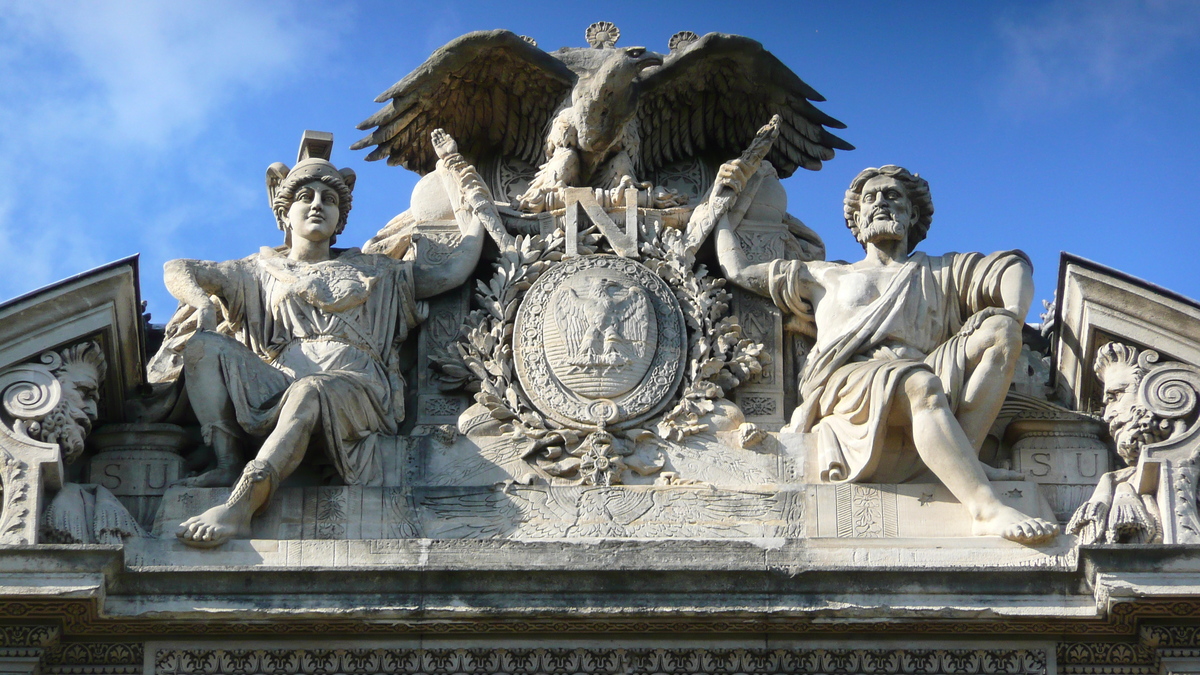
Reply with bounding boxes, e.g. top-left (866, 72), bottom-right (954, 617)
top-left (514, 255), bottom-right (686, 429)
